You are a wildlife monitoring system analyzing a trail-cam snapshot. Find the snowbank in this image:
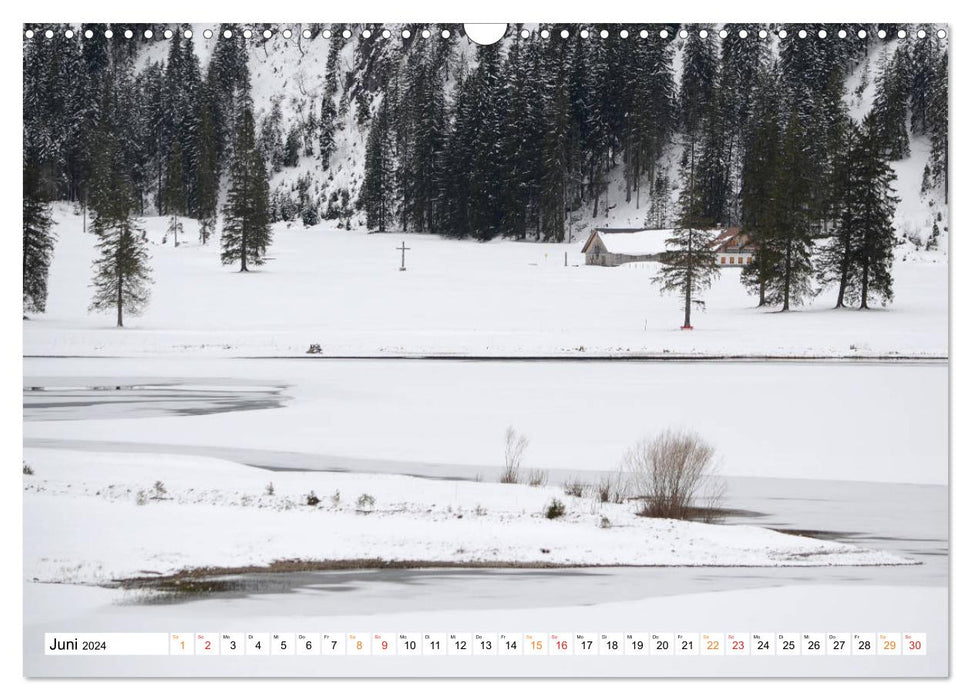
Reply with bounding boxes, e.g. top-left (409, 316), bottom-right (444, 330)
top-left (23, 449), bottom-right (911, 585)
